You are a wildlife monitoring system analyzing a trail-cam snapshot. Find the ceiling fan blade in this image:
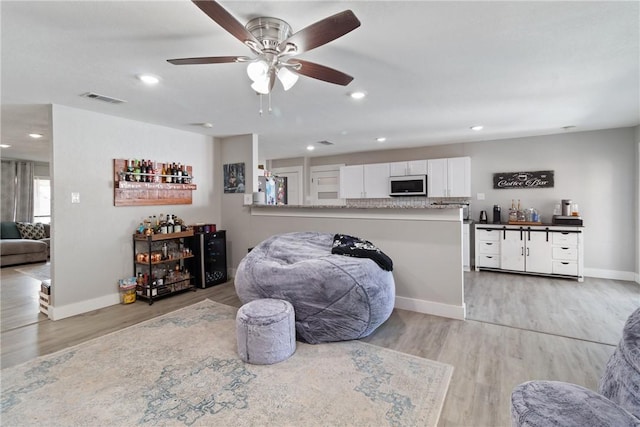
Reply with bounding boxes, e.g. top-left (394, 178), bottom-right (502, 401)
top-left (167, 56), bottom-right (250, 65)
top-left (278, 10), bottom-right (360, 55)
top-left (192, 0), bottom-right (260, 47)
top-left (292, 60), bottom-right (354, 86)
